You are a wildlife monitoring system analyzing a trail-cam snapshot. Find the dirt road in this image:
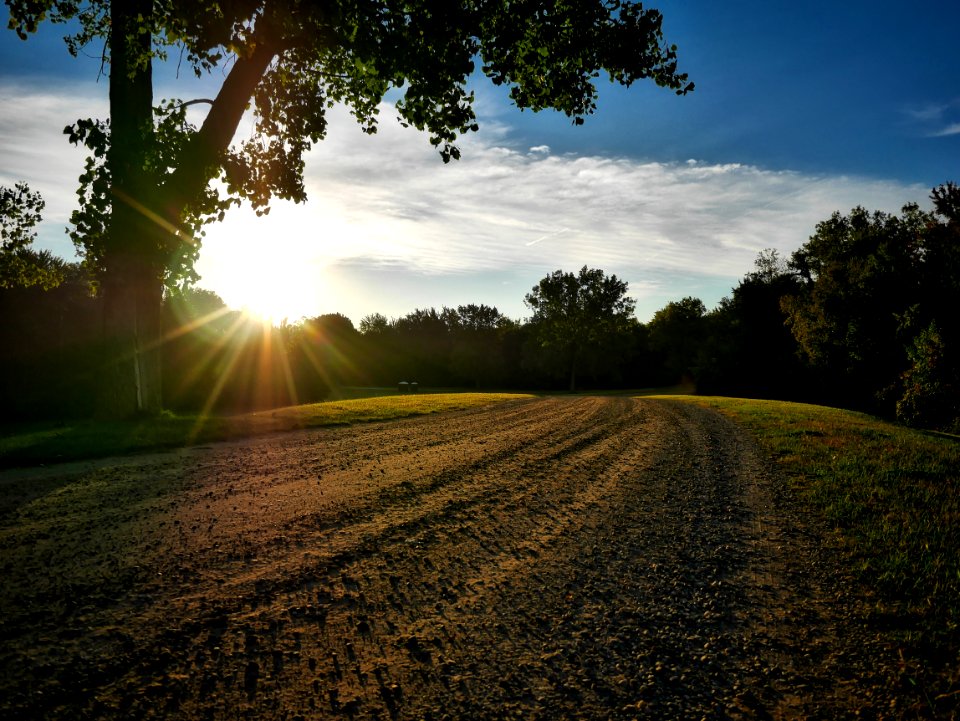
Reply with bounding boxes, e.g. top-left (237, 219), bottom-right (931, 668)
top-left (1, 397), bottom-right (894, 719)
